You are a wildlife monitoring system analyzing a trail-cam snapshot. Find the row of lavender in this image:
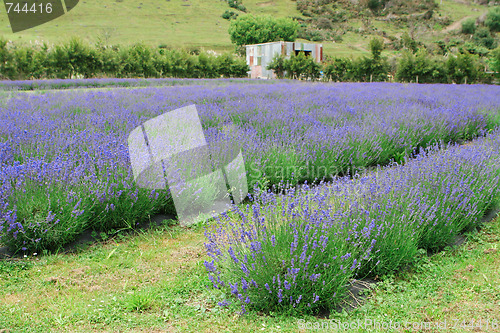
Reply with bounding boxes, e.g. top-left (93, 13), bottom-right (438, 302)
top-left (0, 82), bottom-right (499, 252)
top-left (204, 132), bottom-right (500, 315)
top-left (0, 78), bottom-right (276, 91)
